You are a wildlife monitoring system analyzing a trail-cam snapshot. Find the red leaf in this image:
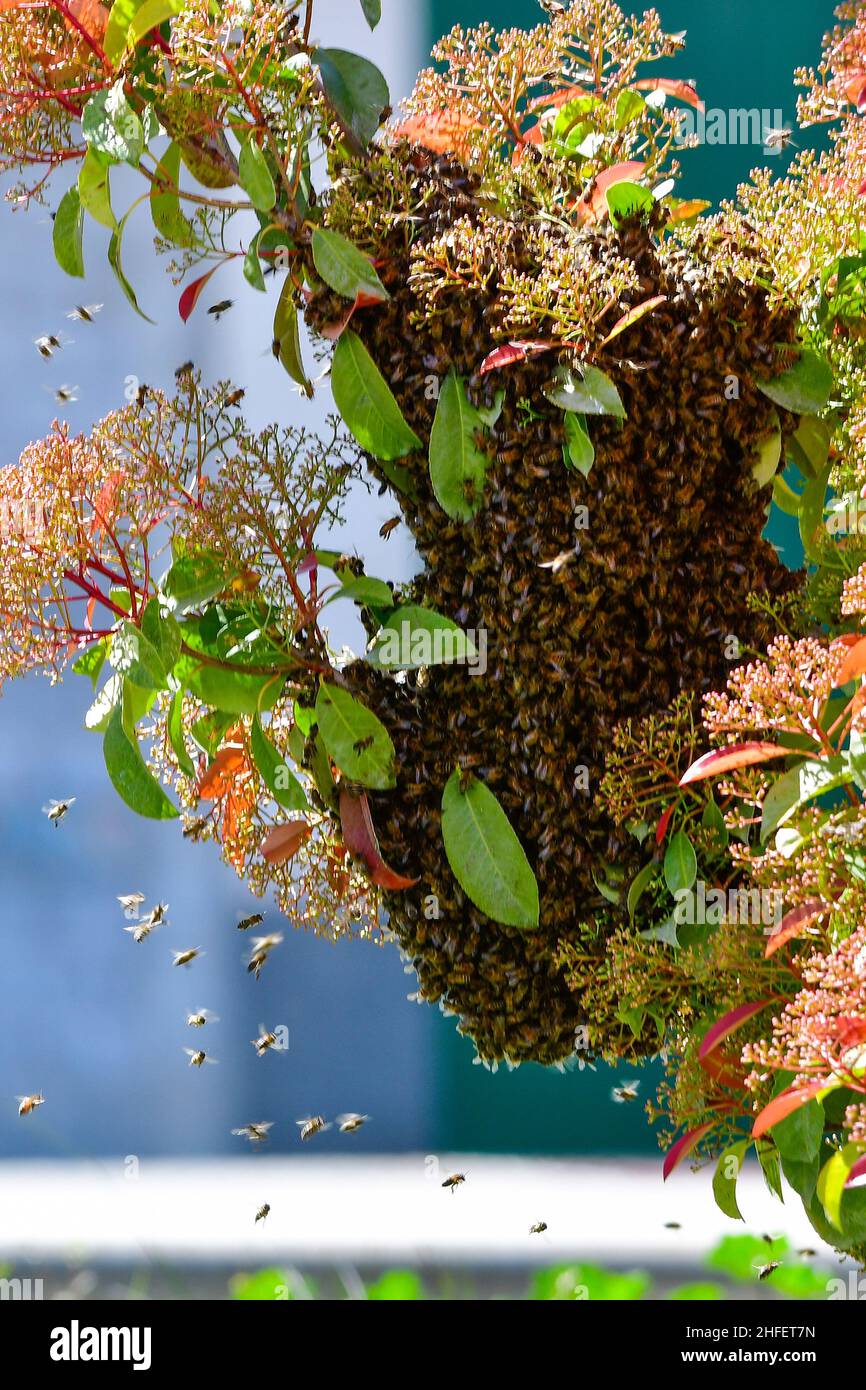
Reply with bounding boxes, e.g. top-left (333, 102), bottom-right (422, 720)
top-left (845, 1153), bottom-right (866, 1188)
top-left (179, 266), bottom-right (220, 323)
top-left (339, 788), bottom-right (418, 890)
top-left (319, 290), bottom-right (384, 342)
top-left (599, 295), bottom-right (667, 347)
top-left (260, 819), bottom-right (311, 865)
top-left (663, 1121), bottom-right (717, 1181)
top-left (700, 1000), bottom-right (772, 1061)
top-left (837, 635), bottom-right (866, 684)
top-left (390, 110), bottom-right (478, 159)
top-left (634, 77), bottom-right (704, 111)
top-left (845, 74), bottom-right (866, 112)
top-left (89, 468), bottom-right (125, 538)
top-left (478, 339), bottom-right (557, 376)
top-left (526, 83), bottom-right (590, 114)
top-left (699, 1048), bottom-right (746, 1090)
top-left (655, 802), bottom-right (674, 845)
top-left (752, 1079), bottom-right (833, 1139)
top-left (764, 899), bottom-right (826, 958)
top-left (679, 741), bottom-right (791, 786)
top-left (580, 162), bottom-right (646, 224)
